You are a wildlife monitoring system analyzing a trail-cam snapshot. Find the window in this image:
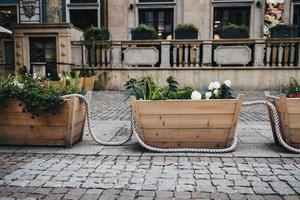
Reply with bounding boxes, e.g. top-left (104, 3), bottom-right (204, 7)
top-left (294, 5), bottom-right (300, 28)
top-left (0, 6), bottom-right (17, 31)
top-left (213, 7), bottom-right (250, 39)
top-left (70, 0), bottom-right (97, 3)
top-left (29, 37), bottom-right (57, 73)
top-left (70, 9), bottom-right (98, 30)
top-left (139, 8), bottom-right (173, 39)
